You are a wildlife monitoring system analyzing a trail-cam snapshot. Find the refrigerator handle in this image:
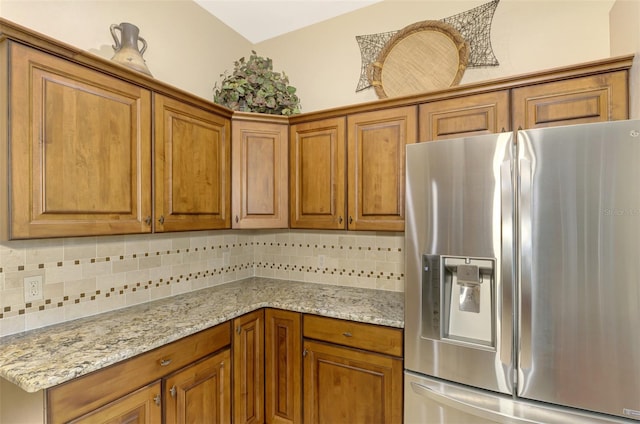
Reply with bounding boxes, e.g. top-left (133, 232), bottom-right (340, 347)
top-left (500, 159), bottom-right (514, 371)
top-left (410, 381), bottom-right (534, 424)
top-left (518, 157), bottom-right (533, 370)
